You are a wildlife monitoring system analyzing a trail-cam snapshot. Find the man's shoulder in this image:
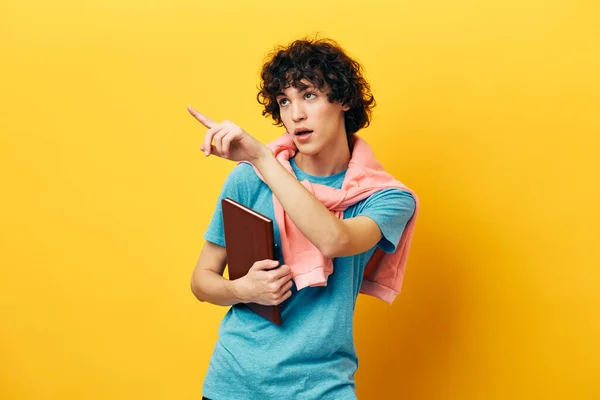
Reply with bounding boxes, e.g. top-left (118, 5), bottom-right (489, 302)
top-left (224, 162), bottom-right (264, 188)
top-left (228, 162), bottom-right (259, 179)
top-left (362, 188), bottom-right (415, 207)
top-left (218, 162), bottom-right (270, 205)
